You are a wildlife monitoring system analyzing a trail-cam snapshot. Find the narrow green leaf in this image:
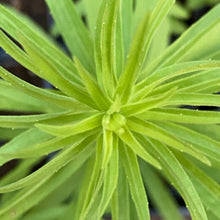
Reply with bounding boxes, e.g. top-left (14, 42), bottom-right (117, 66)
top-left (0, 134), bottom-right (96, 193)
top-left (143, 4), bottom-right (220, 75)
top-left (0, 112), bottom-right (68, 128)
top-left (0, 130), bottom-right (97, 161)
top-left (140, 108), bottom-right (220, 124)
top-left (73, 159), bottom-right (95, 220)
top-left (0, 80), bottom-right (58, 113)
top-left (74, 57), bottom-right (111, 110)
top-left (0, 4), bottom-right (81, 85)
top-left (45, 0), bottom-right (95, 73)
top-left (0, 67), bottom-right (88, 111)
top-left (117, 126), bottom-right (161, 169)
top-left (0, 127), bottom-right (24, 141)
top-left (114, 9), bottom-right (124, 79)
top-left (97, 136), bottom-right (119, 219)
top-left (0, 128), bottom-right (52, 166)
top-left (21, 205), bottom-right (68, 220)
top-left (116, 0), bottom-right (175, 103)
top-left (82, 0), bottom-right (101, 37)
top-left (184, 124), bottom-right (220, 142)
top-left (102, 130), bottom-right (113, 169)
top-left (150, 69), bottom-right (220, 95)
top-left (120, 0), bottom-right (133, 59)
top-left (0, 29), bottom-right (37, 74)
top-left (167, 93), bottom-right (220, 107)
top-left (120, 144), bottom-right (150, 220)
top-left (115, 12), bottom-right (150, 103)
top-left (155, 121), bottom-right (220, 162)
top-left (19, 34), bottom-right (97, 109)
top-left (80, 136), bottom-right (104, 220)
top-left (174, 152), bottom-right (220, 218)
top-left (0, 138), bottom-right (94, 220)
top-left (0, 159), bottom-right (39, 187)
top-left (121, 87), bottom-right (176, 116)
top-left (140, 161), bottom-right (183, 220)
top-left (95, 0), bottom-right (120, 96)
top-left (139, 137), bottom-right (208, 220)
top-left (36, 113), bottom-right (103, 137)
top-left (111, 161), bottom-right (130, 220)
top-left (135, 60), bottom-right (220, 100)
top-left (127, 117), bottom-right (211, 165)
